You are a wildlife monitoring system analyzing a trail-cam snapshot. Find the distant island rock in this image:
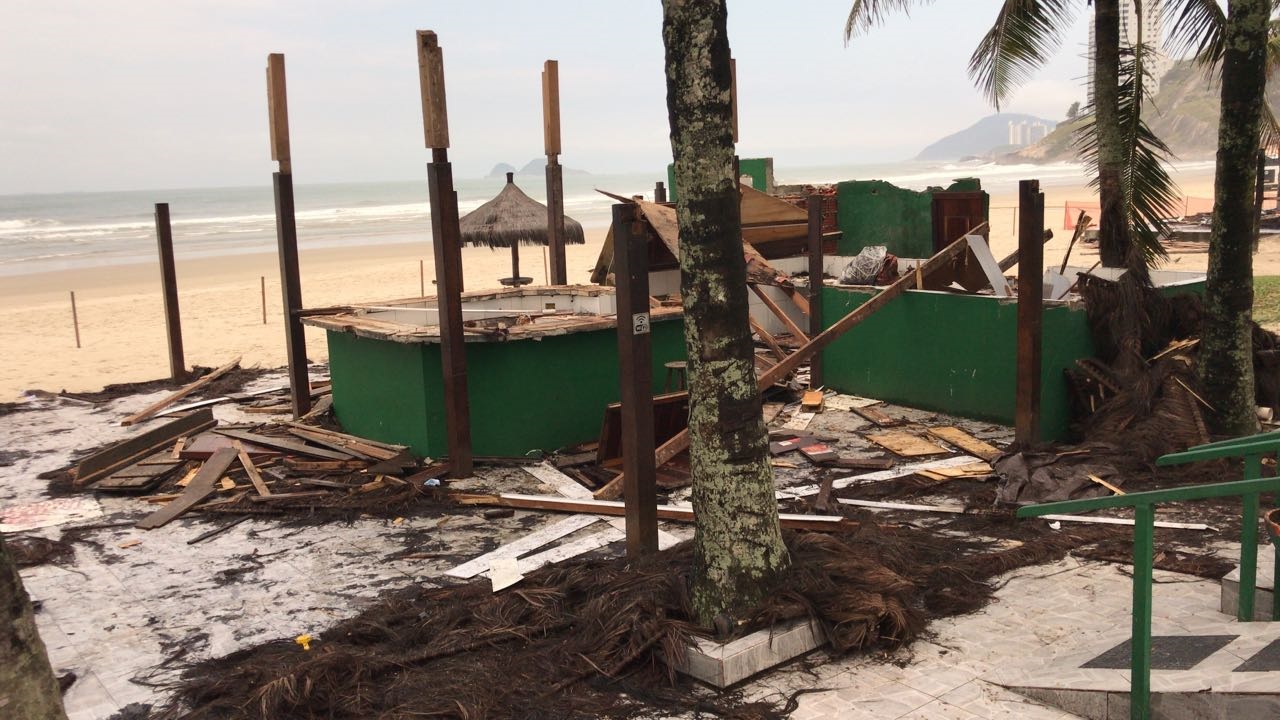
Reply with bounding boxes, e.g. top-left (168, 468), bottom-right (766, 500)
top-left (915, 112), bottom-right (1059, 162)
top-left (487, 159), bottom-right (590, 178)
